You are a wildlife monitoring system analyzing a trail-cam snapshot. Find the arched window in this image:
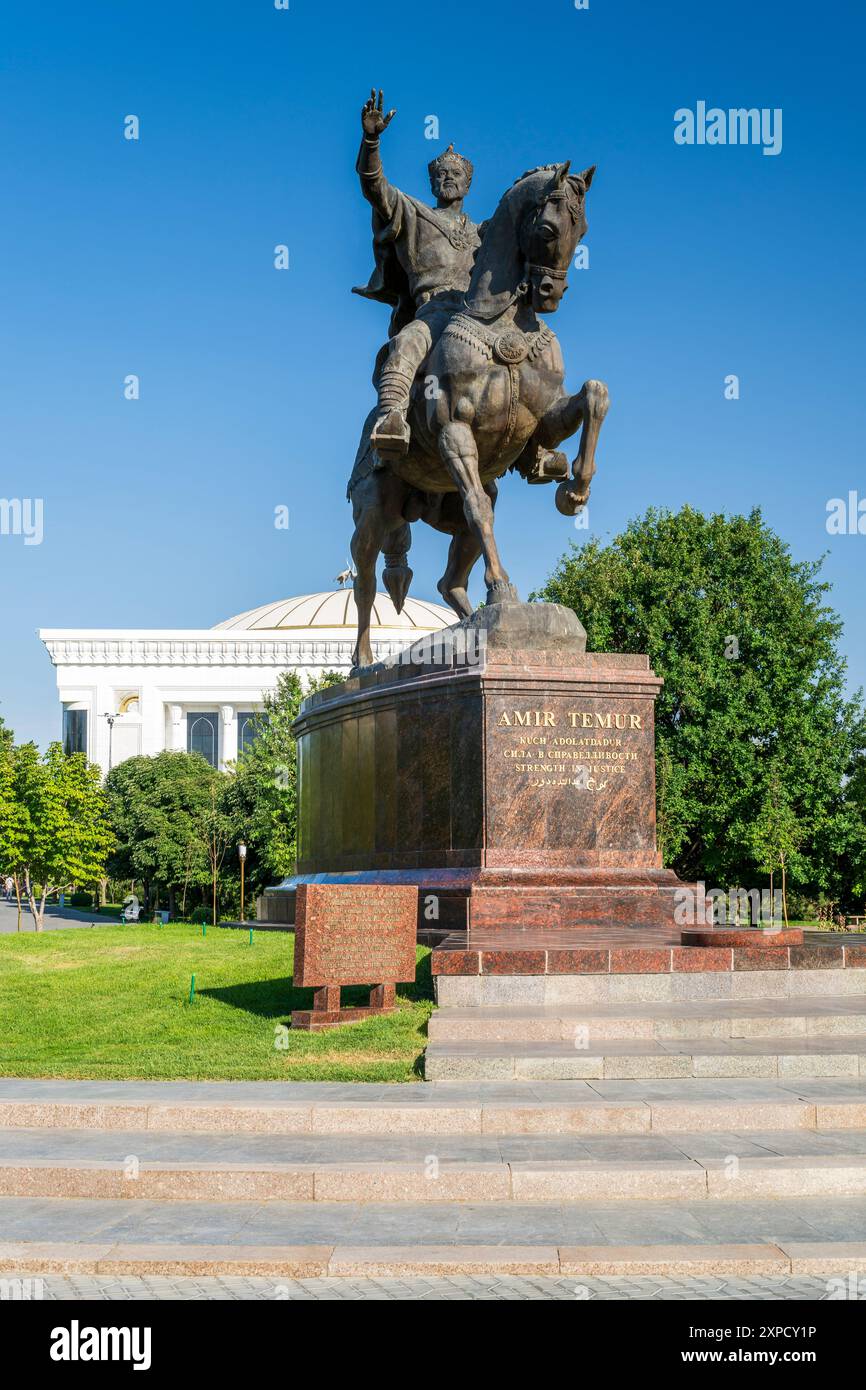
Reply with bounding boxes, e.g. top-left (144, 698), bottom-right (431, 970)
top-left (237, 712), bottom-right (259, 756)
top-left (188, 713), bottom-right (219, 768)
